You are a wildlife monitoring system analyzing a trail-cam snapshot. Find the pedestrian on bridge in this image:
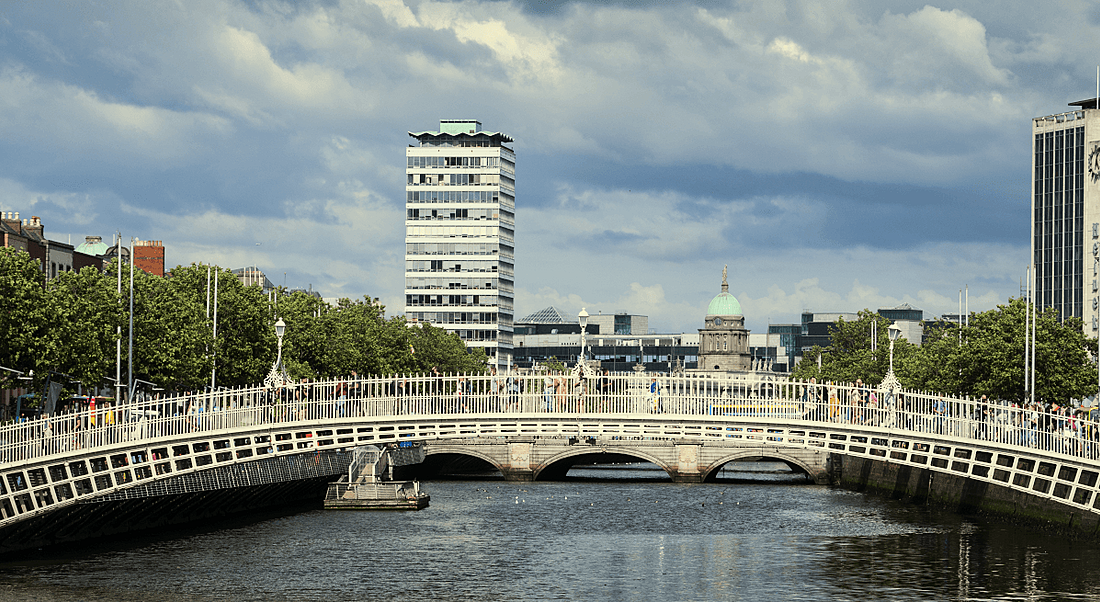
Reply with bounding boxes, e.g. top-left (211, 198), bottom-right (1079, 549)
top-left (457, 377), bottom-right (468, 412)
top-left (543, 375), bottom-right (554, 412)
top-left (827, 383), bottom-right (839, 422)
top-left (932, 396), bottom-right (947, 435)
